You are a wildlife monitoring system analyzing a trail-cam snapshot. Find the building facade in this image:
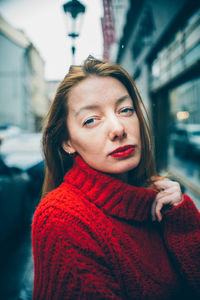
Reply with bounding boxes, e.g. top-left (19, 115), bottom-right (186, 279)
top-left (101, 0), bottom-right (130, 61)
top-left (28, 44), bottom-right (49, 131)
top-left (46, 80), bottom-right (61, 103)
top-left (0, 15), bottom-right (48, 132)
top-left (110, 0), bottom-right (200, 203)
